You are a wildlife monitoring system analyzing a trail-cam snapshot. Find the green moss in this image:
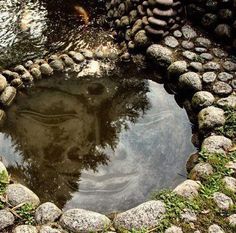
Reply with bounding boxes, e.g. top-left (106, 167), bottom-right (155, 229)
top-left (16, 203), bottom-right (36, 225)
